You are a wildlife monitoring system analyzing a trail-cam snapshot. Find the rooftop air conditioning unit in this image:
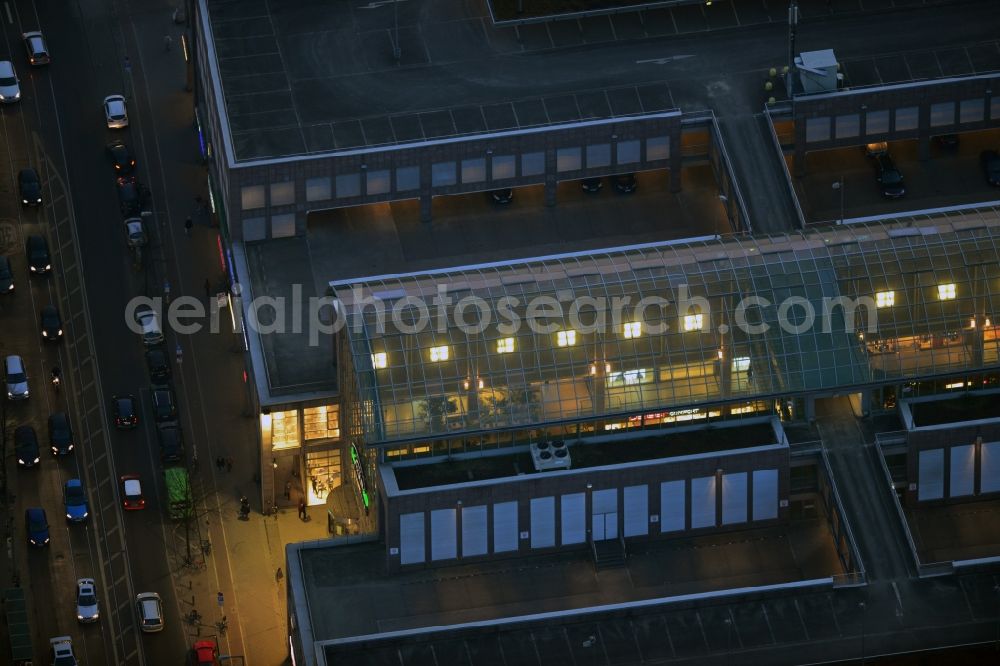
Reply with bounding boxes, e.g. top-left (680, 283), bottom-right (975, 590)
top-left (530, 440), bottom-right (571, 472)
